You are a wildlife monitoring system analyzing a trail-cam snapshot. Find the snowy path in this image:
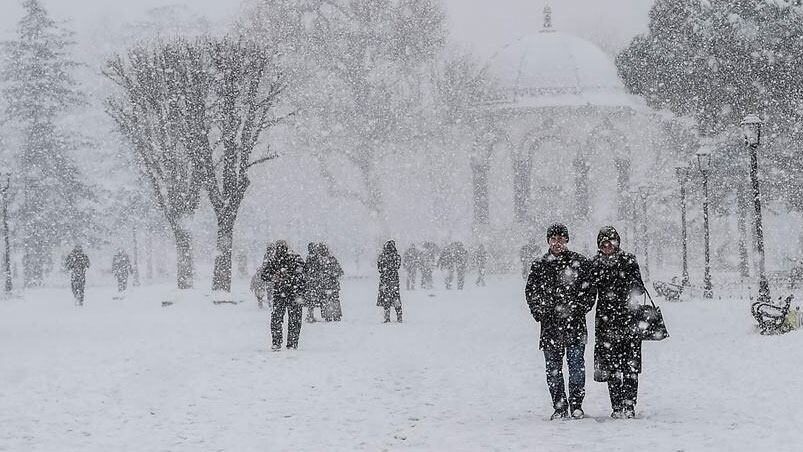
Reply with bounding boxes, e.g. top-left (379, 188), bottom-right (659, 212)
top-left (1, 277), bottom-right (801, 451)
